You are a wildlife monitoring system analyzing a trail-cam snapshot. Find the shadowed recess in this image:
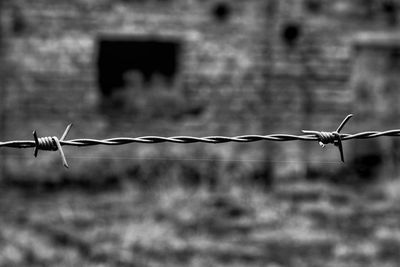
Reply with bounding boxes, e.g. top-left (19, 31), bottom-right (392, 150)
top-left (97, 37), bottom-right (181, 96)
